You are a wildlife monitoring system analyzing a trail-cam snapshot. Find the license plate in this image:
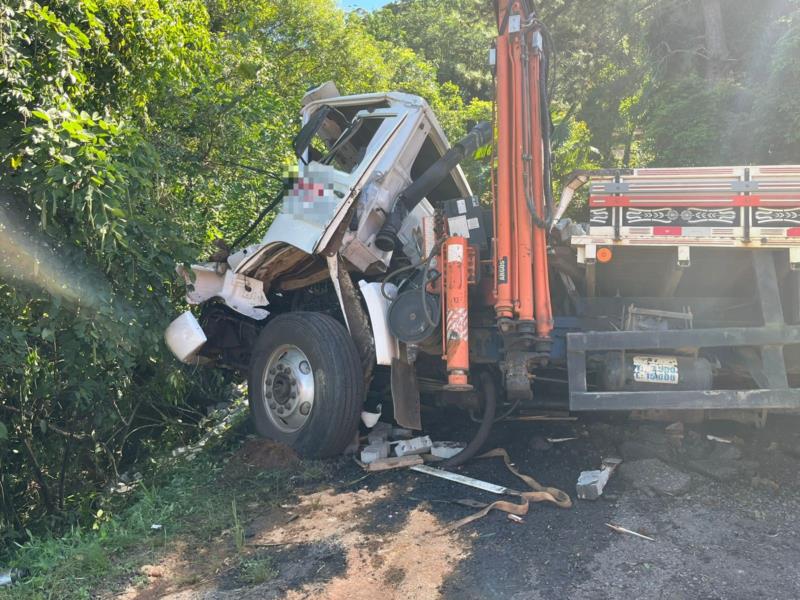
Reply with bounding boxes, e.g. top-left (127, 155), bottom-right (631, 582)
top-left (632, 356), bottom-right (679, 384)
